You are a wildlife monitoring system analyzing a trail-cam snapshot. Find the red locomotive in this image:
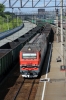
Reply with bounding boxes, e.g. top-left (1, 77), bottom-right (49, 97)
top-left (19, 31), bottom-right (49, 78)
